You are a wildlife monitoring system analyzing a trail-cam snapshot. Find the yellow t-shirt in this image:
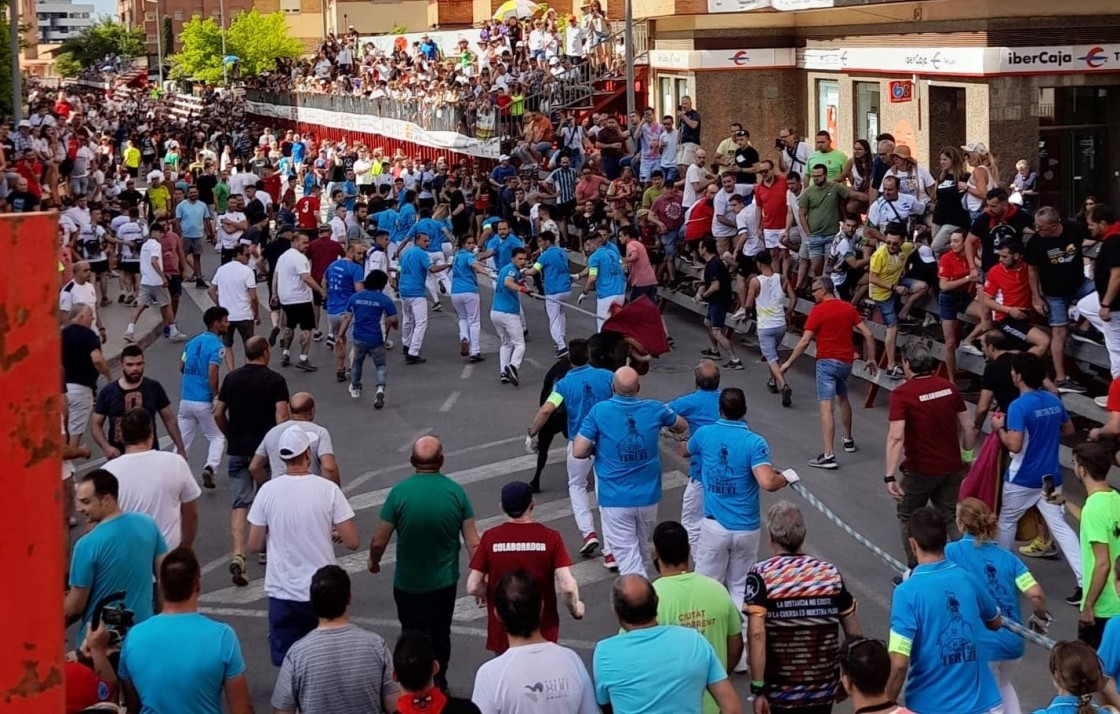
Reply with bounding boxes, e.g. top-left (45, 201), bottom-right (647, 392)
top-left (123, 146), bottom-right (141, 168)
top-left (869, 241), bottom-right (913, 302)
top-left (147, 184), bottom-right (171, 215)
